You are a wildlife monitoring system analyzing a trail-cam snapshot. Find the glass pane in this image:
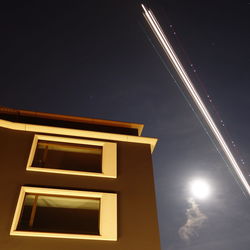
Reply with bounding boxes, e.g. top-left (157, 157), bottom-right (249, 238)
top-left (32, 141), bottom-right (102, 173)
top-left (17, 194), bottom-right (100, 235)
